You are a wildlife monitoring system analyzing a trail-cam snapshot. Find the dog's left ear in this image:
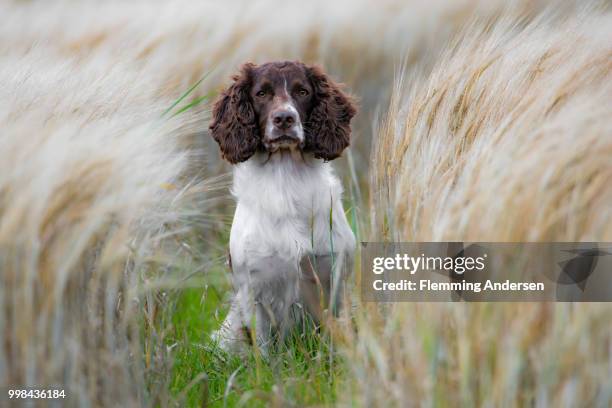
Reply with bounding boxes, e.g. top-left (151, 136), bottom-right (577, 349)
top-left (304, 65), bottom-right (357, 161)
